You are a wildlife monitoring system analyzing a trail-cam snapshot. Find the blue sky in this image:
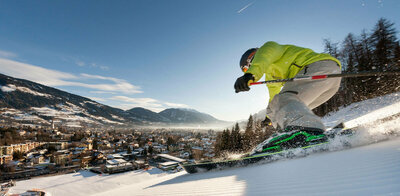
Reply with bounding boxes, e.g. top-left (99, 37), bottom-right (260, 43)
top-left (0, 0), bottom-right (399, 121)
